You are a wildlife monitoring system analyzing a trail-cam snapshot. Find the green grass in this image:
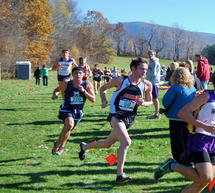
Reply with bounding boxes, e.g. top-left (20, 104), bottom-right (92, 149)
top-left (0, 56), bottom-right (211, 193)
